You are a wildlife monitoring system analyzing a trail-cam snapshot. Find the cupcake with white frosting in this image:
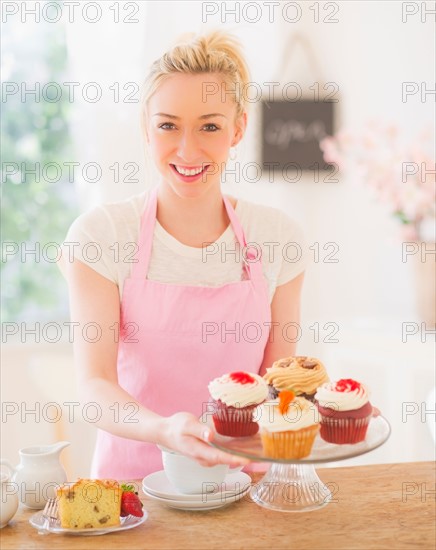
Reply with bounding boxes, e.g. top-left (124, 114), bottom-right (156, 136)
top-left (314, 379), bottom-right (373, 444)
top-left (208, 371), bottom-right (268, 436)
top-left (255, 391), bottom-right (320, 459)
